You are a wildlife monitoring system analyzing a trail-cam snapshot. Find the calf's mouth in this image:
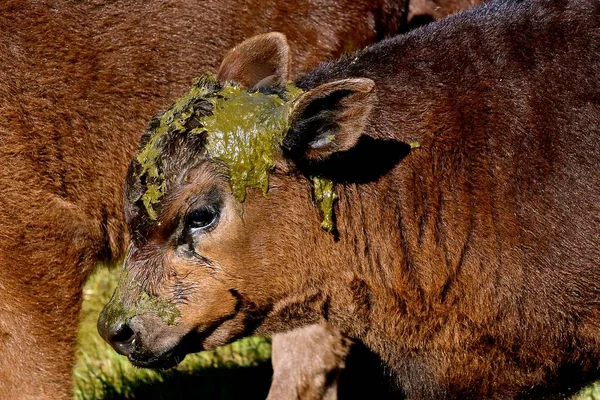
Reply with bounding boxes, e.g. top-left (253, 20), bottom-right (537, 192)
top-left (97, 284), bottom-right (253, 368)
